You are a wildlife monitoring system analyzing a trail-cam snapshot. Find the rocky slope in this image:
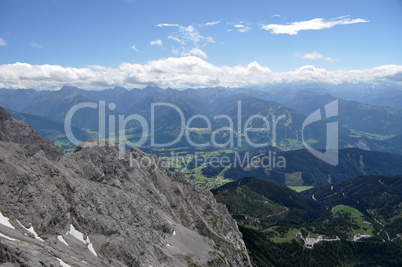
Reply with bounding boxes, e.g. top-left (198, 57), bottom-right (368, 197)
top-left (0, 106), bottom-right (251, 266)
